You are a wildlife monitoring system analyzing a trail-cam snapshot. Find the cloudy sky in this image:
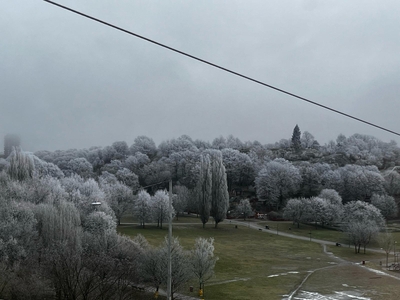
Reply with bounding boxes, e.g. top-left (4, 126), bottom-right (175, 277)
top-left (2, 0), bottom-right (400, 152)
